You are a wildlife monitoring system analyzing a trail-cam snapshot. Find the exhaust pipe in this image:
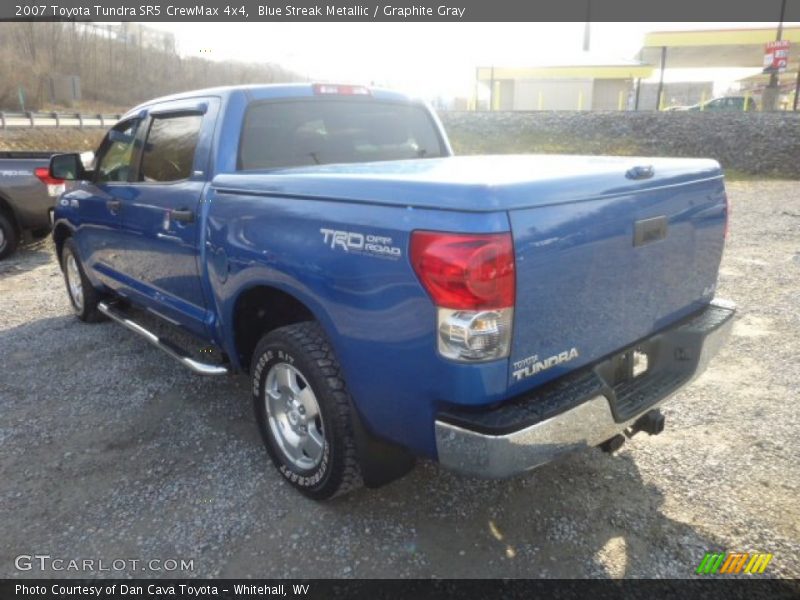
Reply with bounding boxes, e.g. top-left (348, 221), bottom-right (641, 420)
top-left (602, 410), bottom-right (665, 453)
top-left (631, 409), bottom-right (665, 436)
top-left (600, 434), bottom-right (626, 454)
